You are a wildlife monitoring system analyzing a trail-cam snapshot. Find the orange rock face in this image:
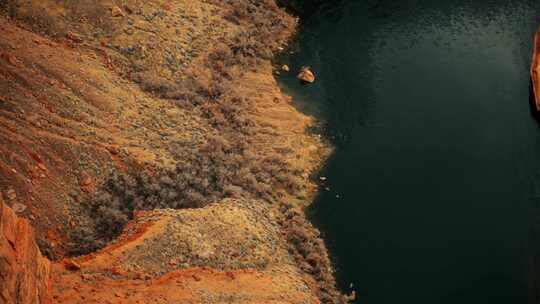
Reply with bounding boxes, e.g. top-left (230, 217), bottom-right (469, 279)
top-left (531, 27), bottom-right (540, 111)
top-left (0, 200), bottom-right (51, 304)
